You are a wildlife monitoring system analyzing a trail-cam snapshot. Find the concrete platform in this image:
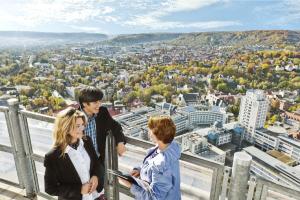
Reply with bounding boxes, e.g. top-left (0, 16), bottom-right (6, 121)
top-left (0, 182), bottom-right (48, 200)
